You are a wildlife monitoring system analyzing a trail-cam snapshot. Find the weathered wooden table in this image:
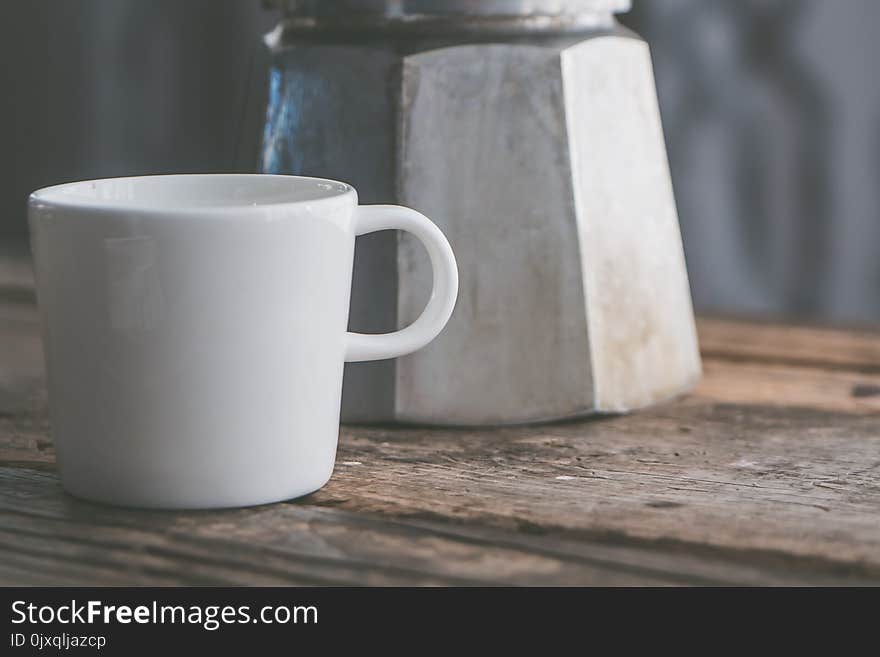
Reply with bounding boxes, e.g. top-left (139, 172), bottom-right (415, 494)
top-left (1, 256), bottom-right (879, 585)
